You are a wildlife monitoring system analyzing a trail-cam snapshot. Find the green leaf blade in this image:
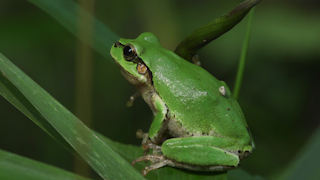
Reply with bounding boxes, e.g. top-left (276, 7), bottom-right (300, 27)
top-left (0, 149), bottom-right (91, 180)
top-left (27, 0), bottom-right (120, 61)
top-left (0, 53), bottom-right (144, 179)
